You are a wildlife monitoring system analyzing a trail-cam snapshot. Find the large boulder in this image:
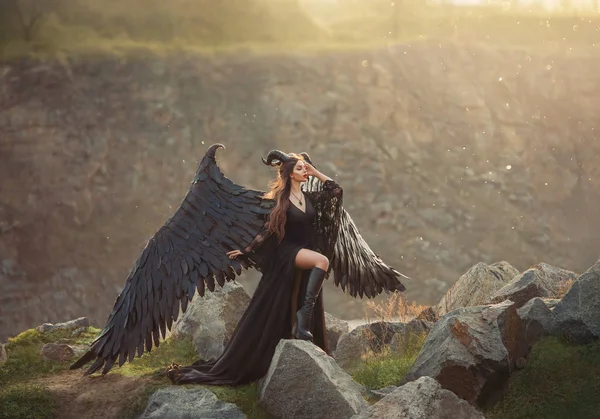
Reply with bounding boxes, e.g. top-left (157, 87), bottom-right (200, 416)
top-left (490, 263), bottom-right (577, 308)
top-left (259, 340), bottom-right (368, 419)
top-left (325, 311), bottom-right (350, 352)
top-left (437, 261), bottom-right (519, 316)
top-left (36, 317), bottom-right (91, 334)
top-left (517, 297), bottom-right (557, 348)
top-left (351, 376), bottom-right (485, 419)
top-left (40, 343), bottom-right (75, 362)
top-left (138, 387), bottom-right (245, 419)
top-left (171, 281), bottom-right (250, 360)
top-left (334, 319), bottom-right (431, 370)
top-left (552, 260), bottom-right (600, 344)
top-left (403, 300), bottom-right (528, 408)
